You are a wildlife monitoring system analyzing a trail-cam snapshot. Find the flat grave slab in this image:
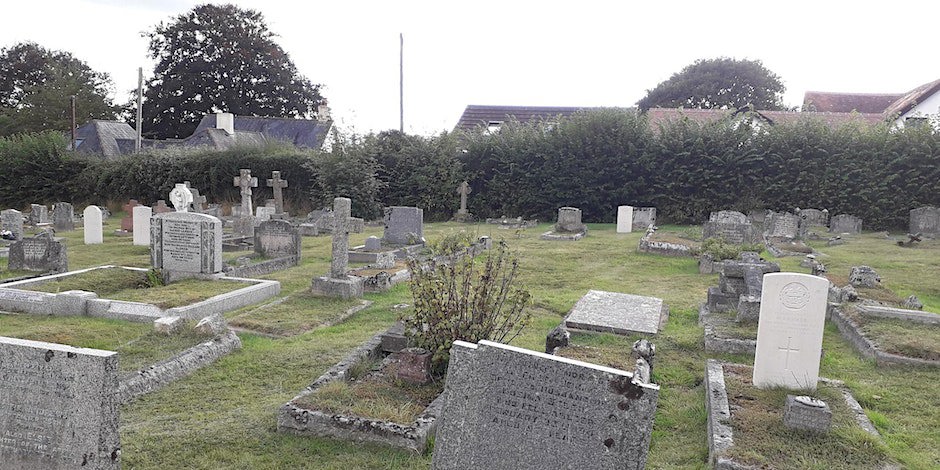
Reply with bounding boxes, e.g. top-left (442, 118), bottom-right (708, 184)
top-left (564, 289), bottom-right (668, 335)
